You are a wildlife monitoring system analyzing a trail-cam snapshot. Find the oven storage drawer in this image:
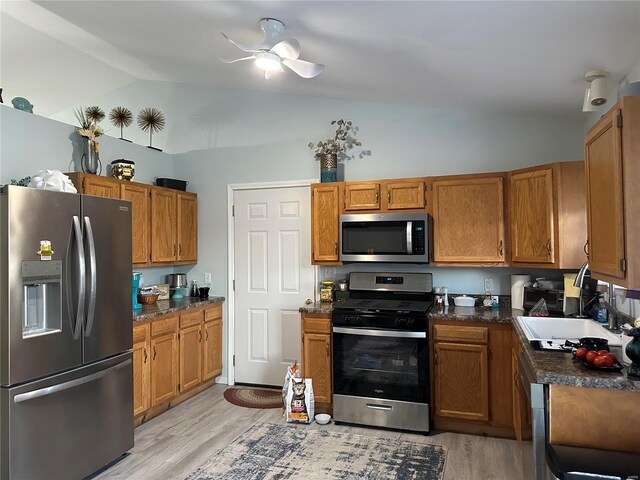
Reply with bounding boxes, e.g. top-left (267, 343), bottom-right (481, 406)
top-left (334, 394), bottom-right (429, 433)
